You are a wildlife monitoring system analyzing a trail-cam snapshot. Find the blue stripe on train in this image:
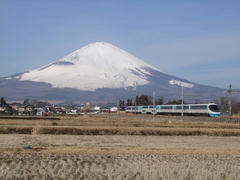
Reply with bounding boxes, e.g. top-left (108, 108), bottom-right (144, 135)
top-left (209, 113), bottom-right (220, 117)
